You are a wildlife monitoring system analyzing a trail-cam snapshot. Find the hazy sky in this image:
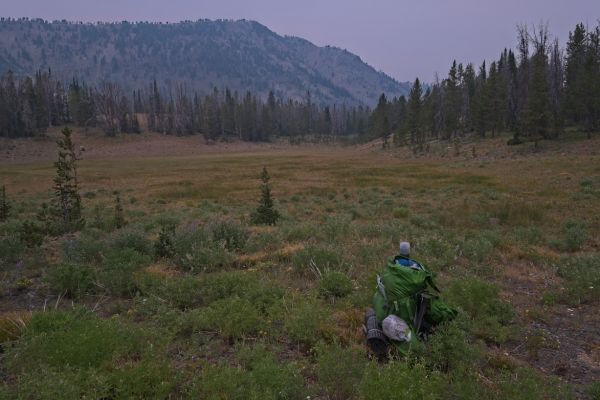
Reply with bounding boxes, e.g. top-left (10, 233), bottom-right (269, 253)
top-left (3, 1), bottom-right (600, 82)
